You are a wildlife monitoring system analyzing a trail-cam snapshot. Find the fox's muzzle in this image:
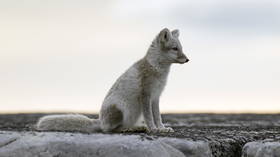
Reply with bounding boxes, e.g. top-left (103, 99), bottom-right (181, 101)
top-left (177, 53), bottom-right (189, 64)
